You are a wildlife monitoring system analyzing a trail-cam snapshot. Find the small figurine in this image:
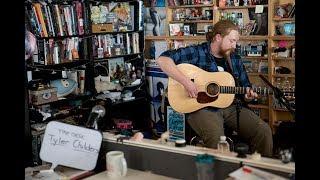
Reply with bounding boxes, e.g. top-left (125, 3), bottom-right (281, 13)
top-left (243, 0), bottom-right (248, 6)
